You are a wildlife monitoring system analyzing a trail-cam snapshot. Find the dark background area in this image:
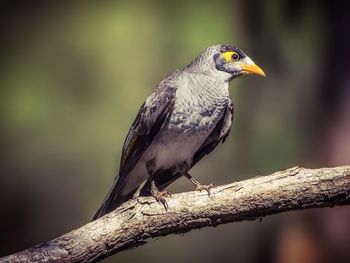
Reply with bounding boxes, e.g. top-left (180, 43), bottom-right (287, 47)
top-left (0, 1), bottom-right (349, 262)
